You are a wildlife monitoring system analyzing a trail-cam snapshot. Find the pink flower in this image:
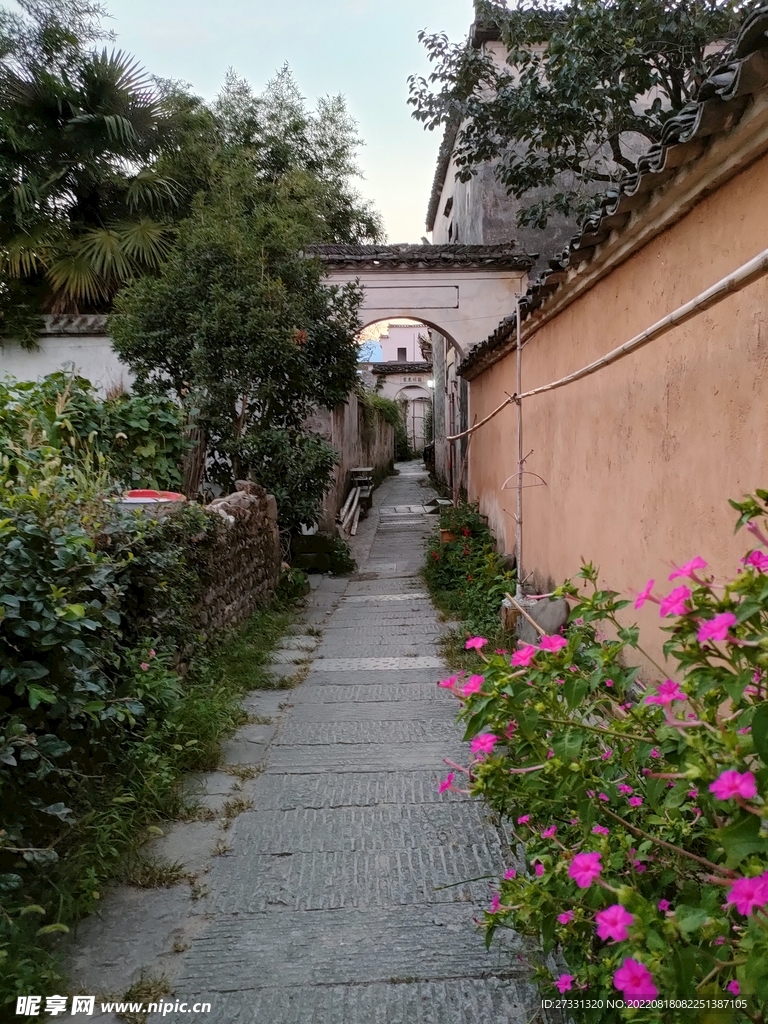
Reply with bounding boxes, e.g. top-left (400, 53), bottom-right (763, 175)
top-left (650, 748), bottom-right (661, 758)
top-left (470, 733), bottom-right (499, 756)
top-left (140, 662), bottom-right (150, 671)
top-left (148, 649), bottom-right (156, 658)
top-left (554, 974), bottom-right (574, 994)
top-left (504, 868), bottom-right (517, 880)
top-left (465, 636), bottom-right (488, 650)
top-left (570, 818), bottom-right (580, 825)
top-left (542, 826), bottom-right (557, 839)
top-left (511, 644), bottom-right (537, 667)
top-left (558, 910), bottom-right (575, 925)
top-left (618, 784), bottom-right (633, 795)
top-left (725, 874), bottom-right (768, 916)
top-left (605, 679), bottom-right (614, 687)
top-left (592, 825), bottom-right (609, 836)
top-left (613, 958), bottom-right (659, 1001)
top-left (438, 773), bottom-right (455, 794)
top-left (744, 550), bottom-right (768, 571)
top-left (547, 749), bottom-right (555, 759)
top-left (697, 612), bottom-right (737, 643)
top-left (534, 862), bottom-right (545, 877)
top-left (727, 980), bottom-right (741, 996)
top-left (709, 769), bottom-right (758, 801)
top-left (601, 749), bottom-right (612, 761)
top-left (659, 585), bottom-right (692, 617)
top-left (489, 893), bottom-right (500, 913)
top-left (462, 674), bottom-right (484, 696)
top-left (539, 634), bottom-right (568, 652)
top-left (687, 789), bottom-right (698, 799)
top-left (645, 679), bottom-right (685, 705)
top-left (569, 852), bottom-right (602, 888)
top-left (714, 936), bottom-right (726, 945)
top-left (634, 580), bottom-right (656, 609)
top-left (657, 899), bottom-right (670, 912)
top-left (598, 793), bottom-right (609, 802)
top-left (595, 904), bottom-right (634, 942)
top-left (669, 556), bottom-right (707, 581)
top-left (517, 815), bottom-right (530, 824)
top-left (628, 796), bottom-right (643, 807)
top-left (438, 675), bottom-right (458, 689)
top-left (505, 721), bottom-right (518, 738)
